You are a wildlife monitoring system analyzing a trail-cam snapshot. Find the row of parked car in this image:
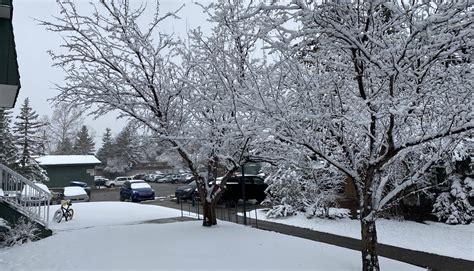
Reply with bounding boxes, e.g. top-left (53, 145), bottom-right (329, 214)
top-left (144, 173), bottom-right (193, 184)
top-left (96, 172), bottom-right (194, 188)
